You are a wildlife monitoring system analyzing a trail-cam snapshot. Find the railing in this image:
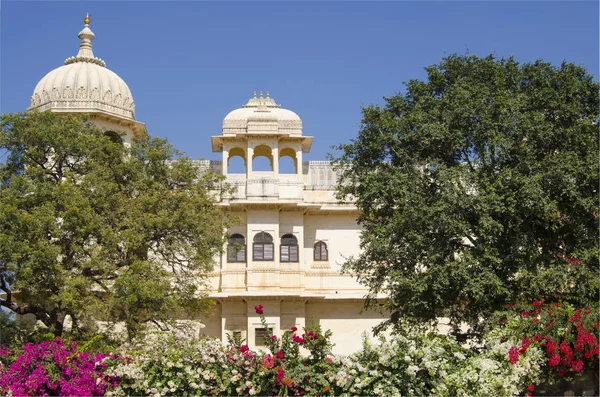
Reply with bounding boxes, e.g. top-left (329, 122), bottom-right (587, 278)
top-left (215, 161), bottom-right (342, 200)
